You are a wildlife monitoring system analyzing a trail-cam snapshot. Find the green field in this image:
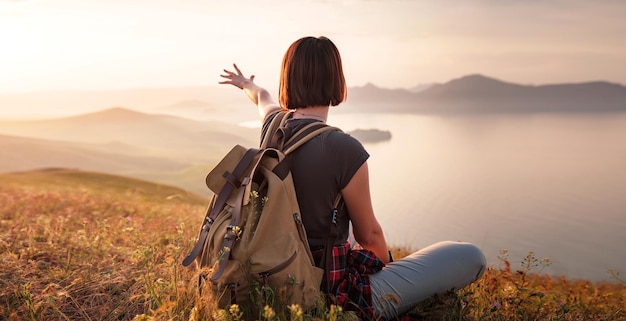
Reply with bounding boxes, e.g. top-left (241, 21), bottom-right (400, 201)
top-left (1, 169), bottom-right (624, 320)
